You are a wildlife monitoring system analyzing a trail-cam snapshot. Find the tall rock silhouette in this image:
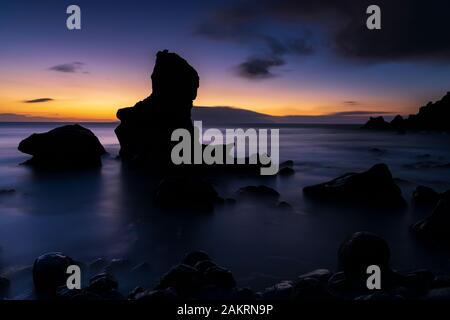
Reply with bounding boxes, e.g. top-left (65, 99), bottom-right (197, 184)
top-left (115, 50), bottom-right (199, 169)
